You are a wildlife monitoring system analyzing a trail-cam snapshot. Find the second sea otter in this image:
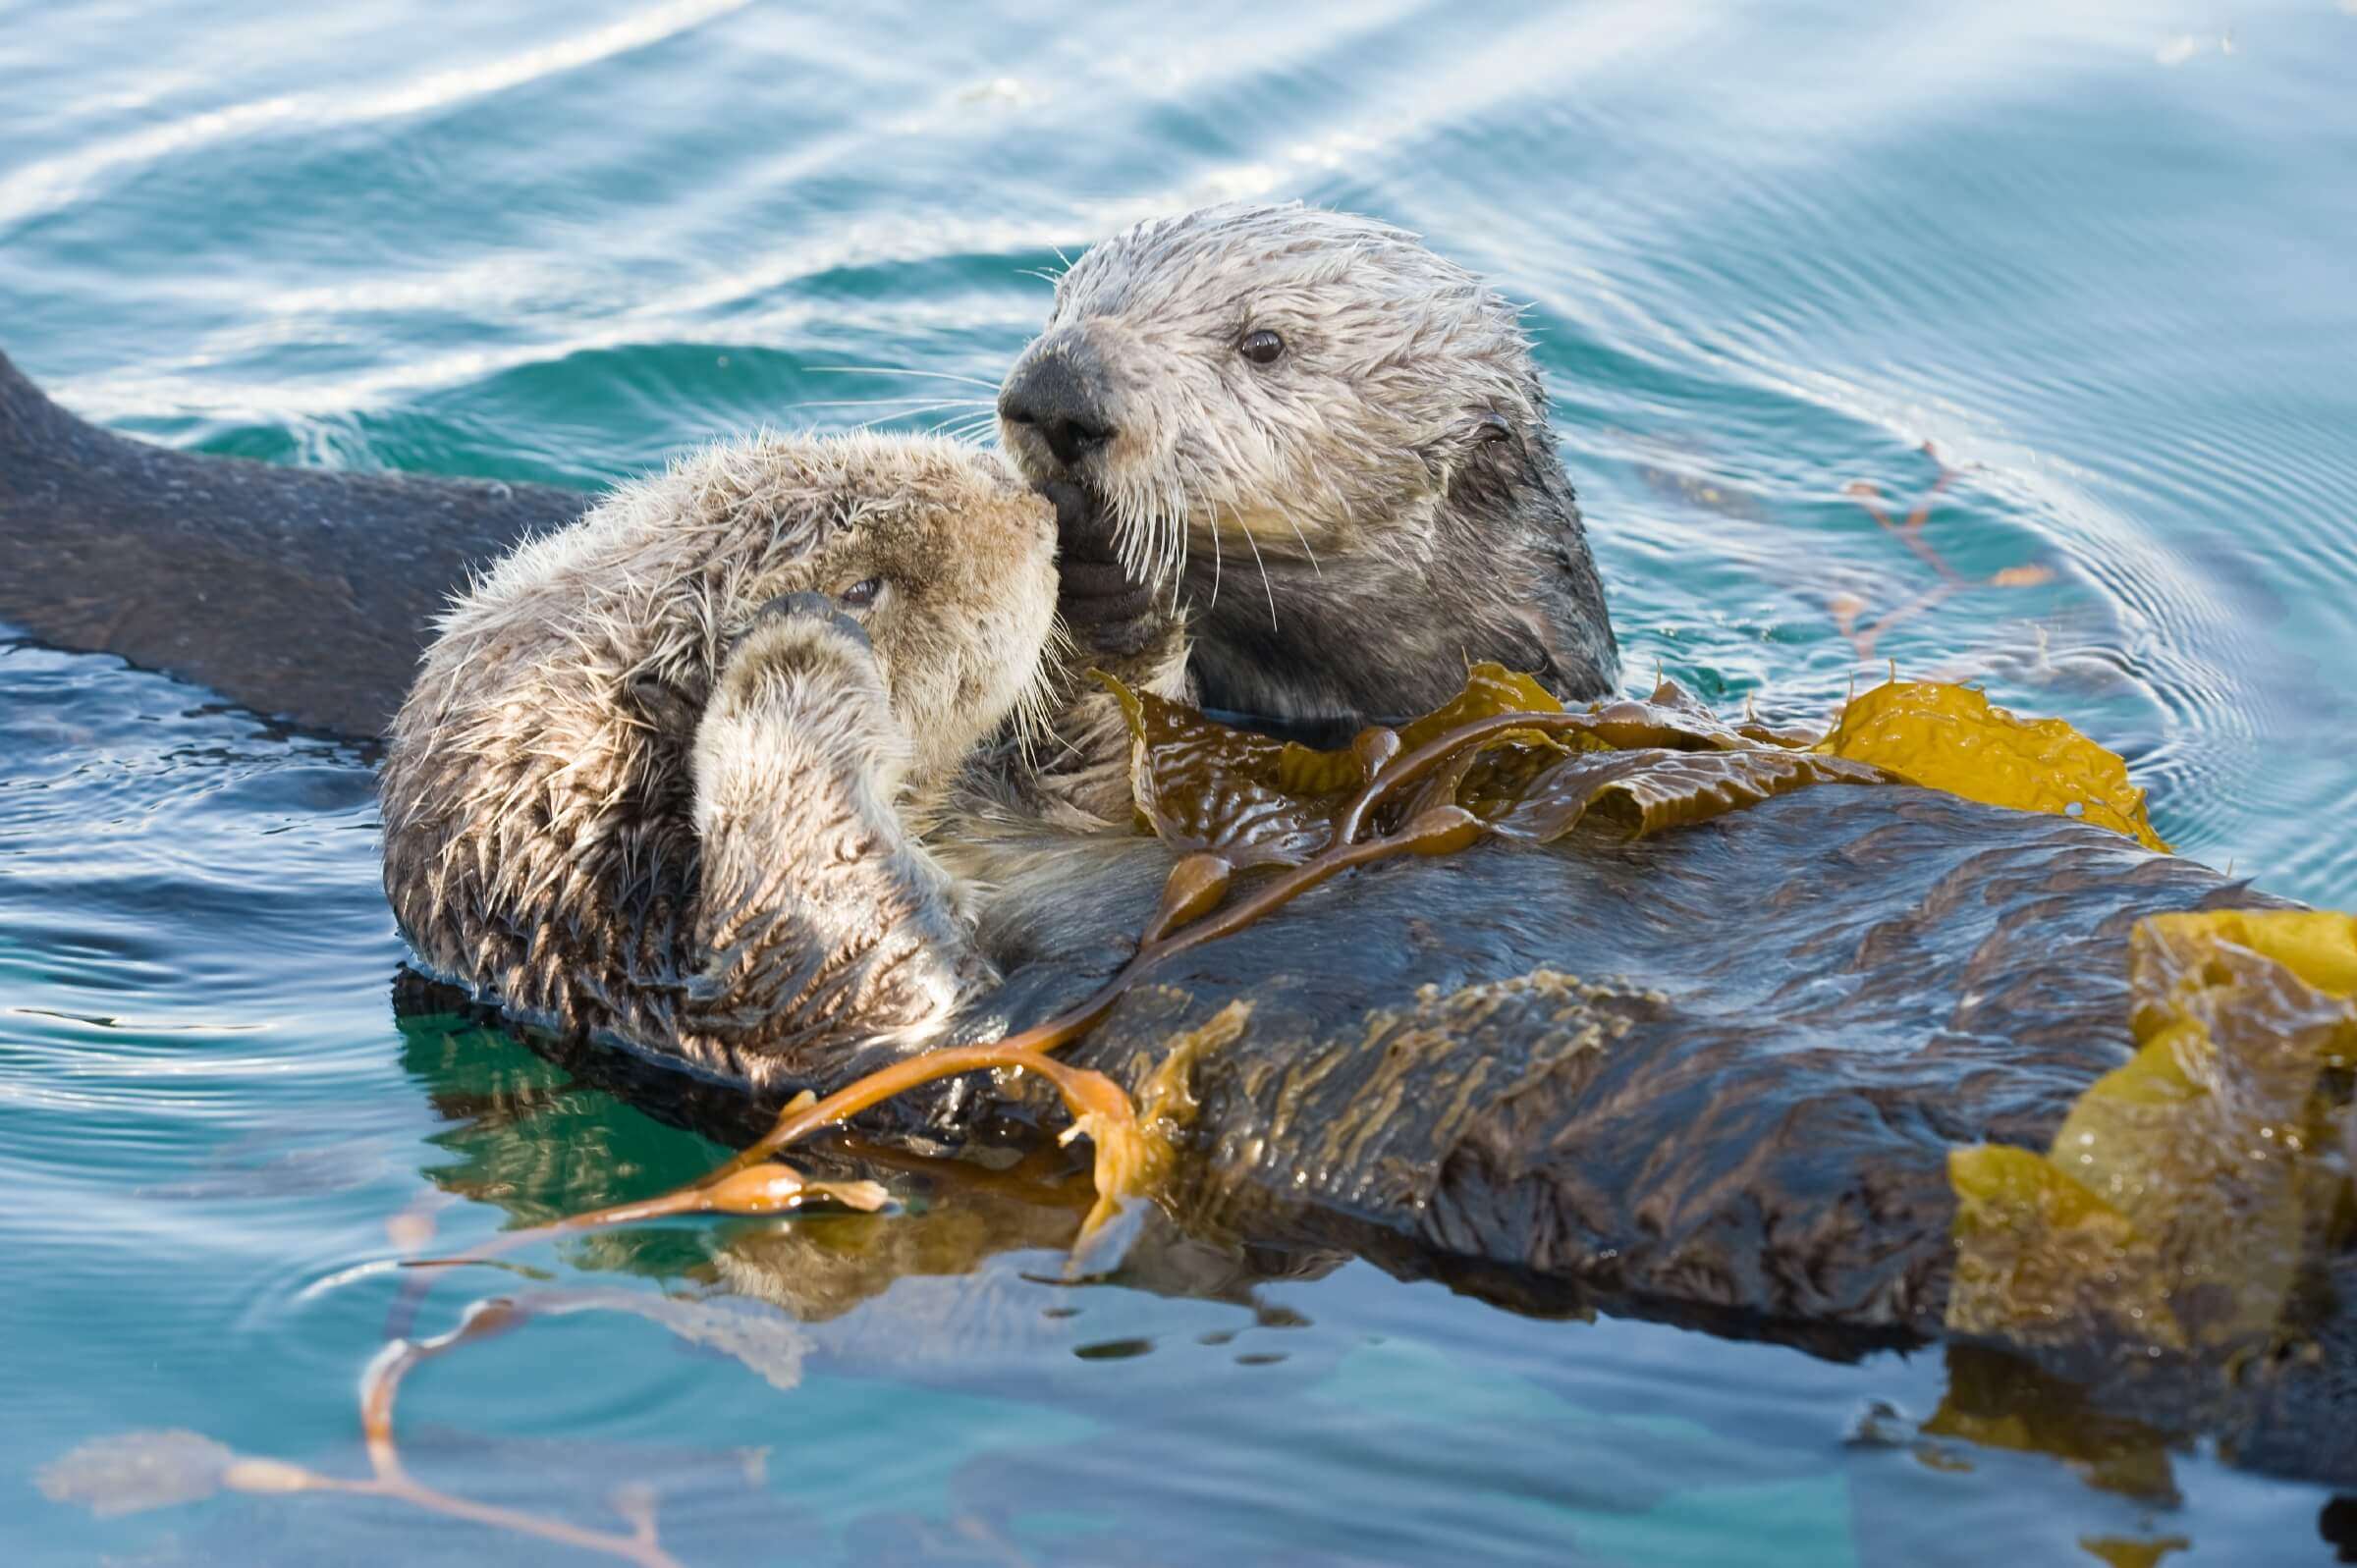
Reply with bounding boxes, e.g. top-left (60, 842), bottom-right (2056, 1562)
top-left (993, 201), bottom-right (1619, 817)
